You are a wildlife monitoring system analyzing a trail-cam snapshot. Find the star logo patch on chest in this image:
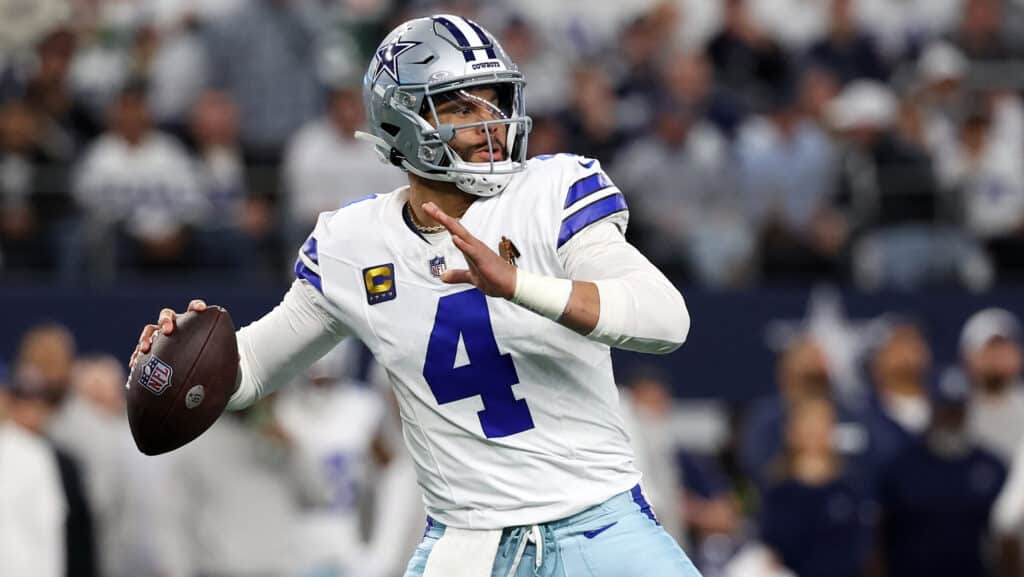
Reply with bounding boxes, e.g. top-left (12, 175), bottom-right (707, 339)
top-left (499, 236), bottom-right (520, 267)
